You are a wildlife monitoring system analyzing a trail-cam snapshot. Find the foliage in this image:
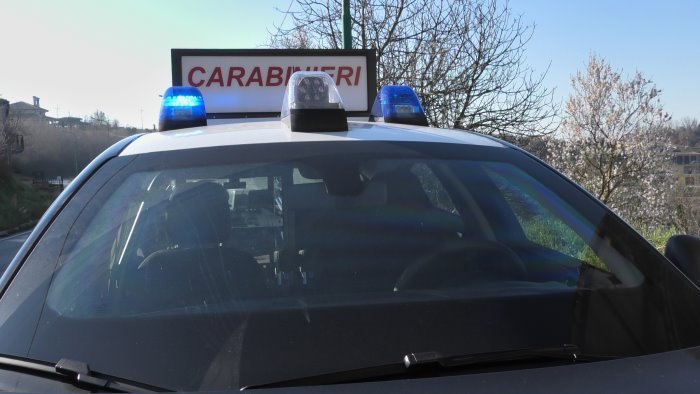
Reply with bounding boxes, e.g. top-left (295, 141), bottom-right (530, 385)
top-left (635, 224), bottom-right (676, 252)
top-left (547, 55), bottom-right (673, 229)
top-left (0, 101), bottom-right (23, 178)
top-left (0, 99), bottom-right (10, 176)
top-left (0, 175), bottom-right (52, 232)
top-left (11, 120), bottom-right (128, 178)
top-left (89, 110), bottom-right (109, 126)
top-left (669, 118), bottom-right (700, 148)
top-left (269, 0), bottom-right (558, 138)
